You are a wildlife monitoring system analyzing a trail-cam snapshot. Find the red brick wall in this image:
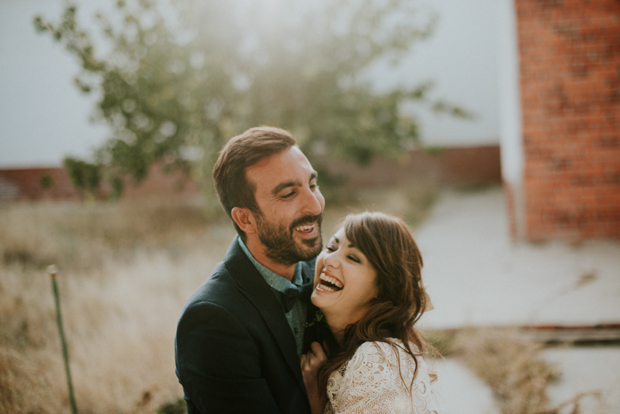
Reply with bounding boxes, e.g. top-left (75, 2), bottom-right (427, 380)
top-left (516, 0), bottom-right (620, 240)
top-left (0, 167), bottom-right (79, 202)
top-left (0, 164), bottom-right (197, 203)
